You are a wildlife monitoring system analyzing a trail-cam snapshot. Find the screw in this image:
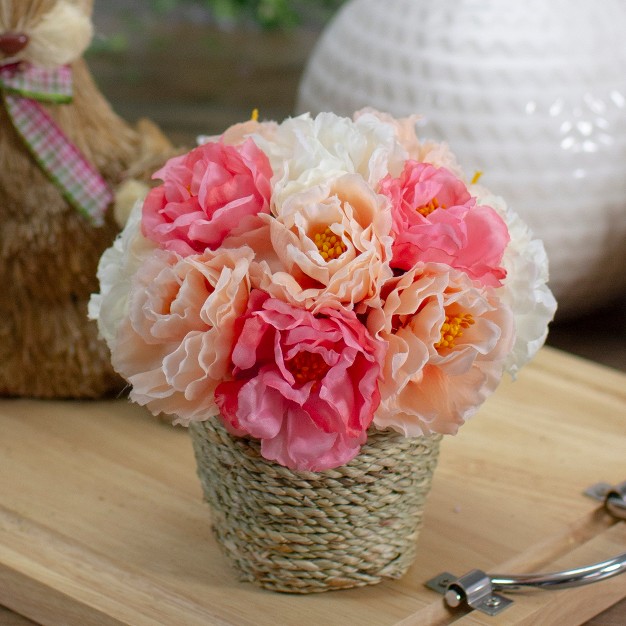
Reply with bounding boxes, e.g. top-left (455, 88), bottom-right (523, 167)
top-left (485, 596), bottom-right (502, 608)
